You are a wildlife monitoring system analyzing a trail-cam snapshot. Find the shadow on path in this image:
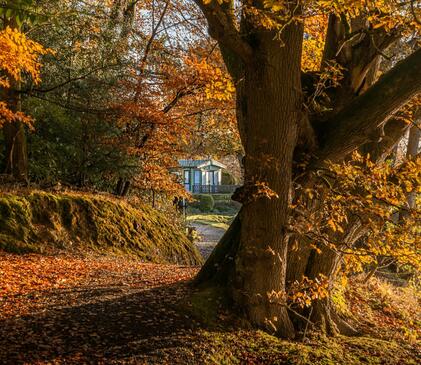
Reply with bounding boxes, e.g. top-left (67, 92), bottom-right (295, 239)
top-left (0, 281), bottom-right (203, 364)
